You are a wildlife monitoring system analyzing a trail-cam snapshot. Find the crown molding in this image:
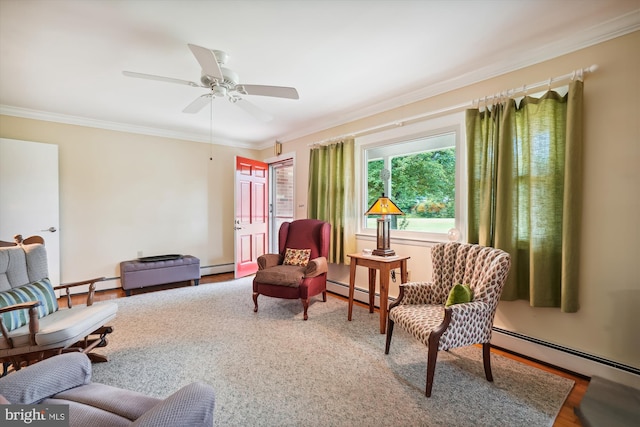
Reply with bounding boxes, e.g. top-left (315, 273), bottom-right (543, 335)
top-left (0, 105), bottom-right (253, 149)
top-left (2, 10), bottom-right (638, 150)
top-left (275, 10), bottom-right (640, 145)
